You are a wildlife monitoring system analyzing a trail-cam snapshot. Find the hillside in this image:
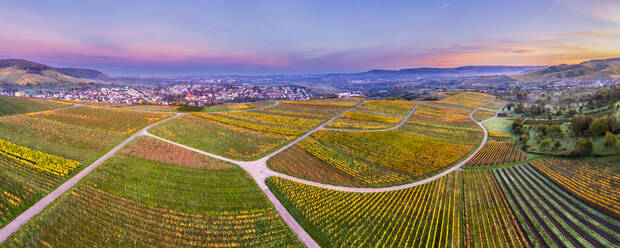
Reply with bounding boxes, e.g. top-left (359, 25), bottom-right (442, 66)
top-left (0, 59), bottom-right (108, 85)
top-left (516, 57), bottom-right (620, 82)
